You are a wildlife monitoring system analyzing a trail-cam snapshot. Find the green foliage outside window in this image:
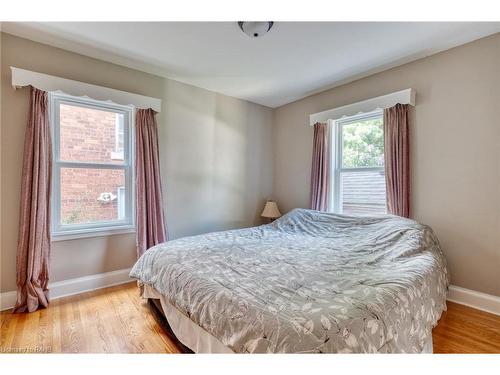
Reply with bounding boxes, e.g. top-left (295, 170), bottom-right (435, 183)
top-left (342, 118), bottom-right (384, 168)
